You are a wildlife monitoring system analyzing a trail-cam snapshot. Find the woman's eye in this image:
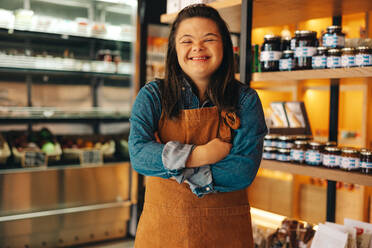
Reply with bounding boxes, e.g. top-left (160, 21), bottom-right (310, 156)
top-left (181, 40), bottom-right (192, 44)
top-left (204, 39), bottom-right (216, 42)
